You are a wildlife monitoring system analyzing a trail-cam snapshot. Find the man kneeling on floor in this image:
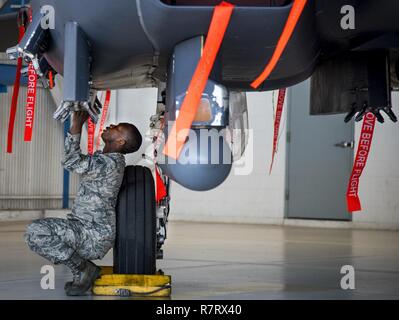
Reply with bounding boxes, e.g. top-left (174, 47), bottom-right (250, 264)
top-left (25, 110), bottom-right (142, 296)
